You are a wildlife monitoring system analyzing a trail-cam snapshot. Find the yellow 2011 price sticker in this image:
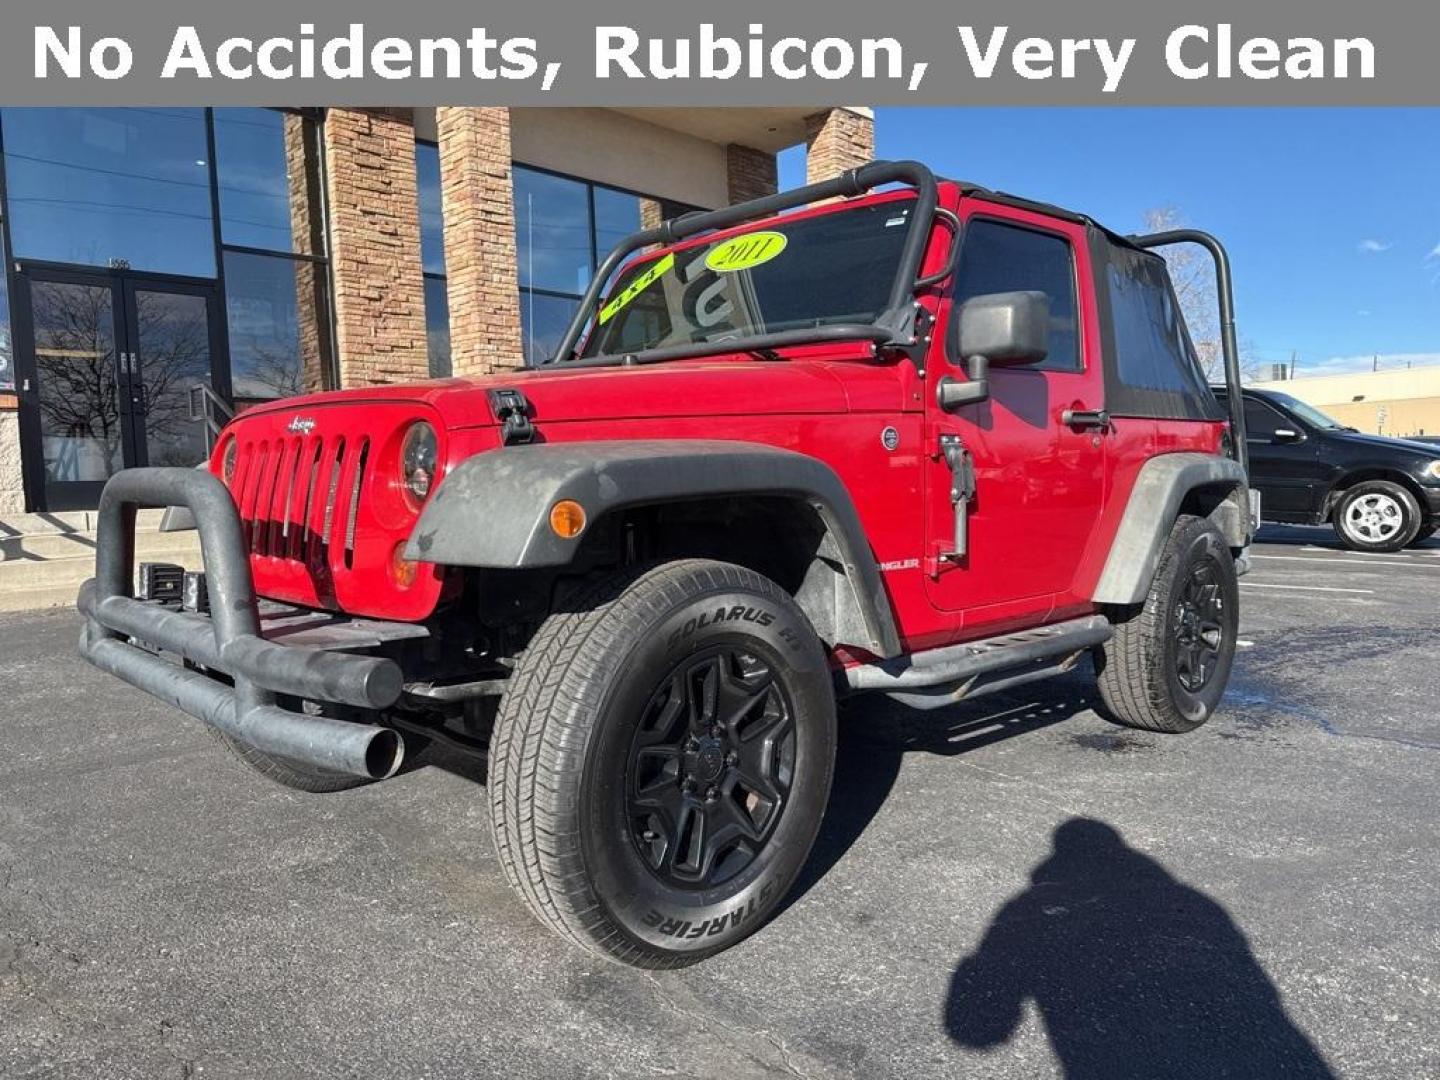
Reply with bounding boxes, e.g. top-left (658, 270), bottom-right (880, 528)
top-left (598, 253), bottom-right (676, 326)
top-left (705, 231), bottom-right (788, 274)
